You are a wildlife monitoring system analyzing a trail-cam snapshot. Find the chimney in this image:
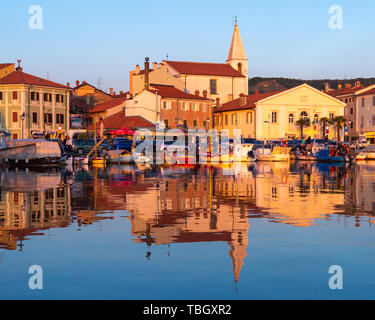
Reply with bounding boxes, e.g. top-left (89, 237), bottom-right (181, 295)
top-left (144, 57), bottom-right (150, 90)
top-left (135, 64), bottom-right (140, 74)
top-left (355, 80), bottom-right (361, 88)
top-left (195, 90), bottom-right (200, 96)
top-left (152, 62), bottom-right (158, 70)
top-left (338, 83), bottom-right (342, 90)
top-left (15, 59), bottom-right (22, 71)
top-left (216, 97), bottom-right (221, 107)
top-left (120, 90), bottom-right (123, 95)
top-left (324, 82), bottom-right (331, 92)
top-left (67, 82), bottom-right (70, 87)
top-left (203, 90), bottom-right (208, 98)
top-left (345, 83), bottom-right (351, 88)
top-left (75, 80), bottom-right (80, 87)
top-left (239, 93), bottom-right (247, 106)
top-left (109, 88), bottom-right (114, 95)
